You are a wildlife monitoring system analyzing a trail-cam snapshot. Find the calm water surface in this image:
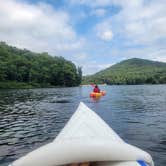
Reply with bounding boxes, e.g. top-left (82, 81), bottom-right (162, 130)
top-left (0, 85), bottom-right (166, 166)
